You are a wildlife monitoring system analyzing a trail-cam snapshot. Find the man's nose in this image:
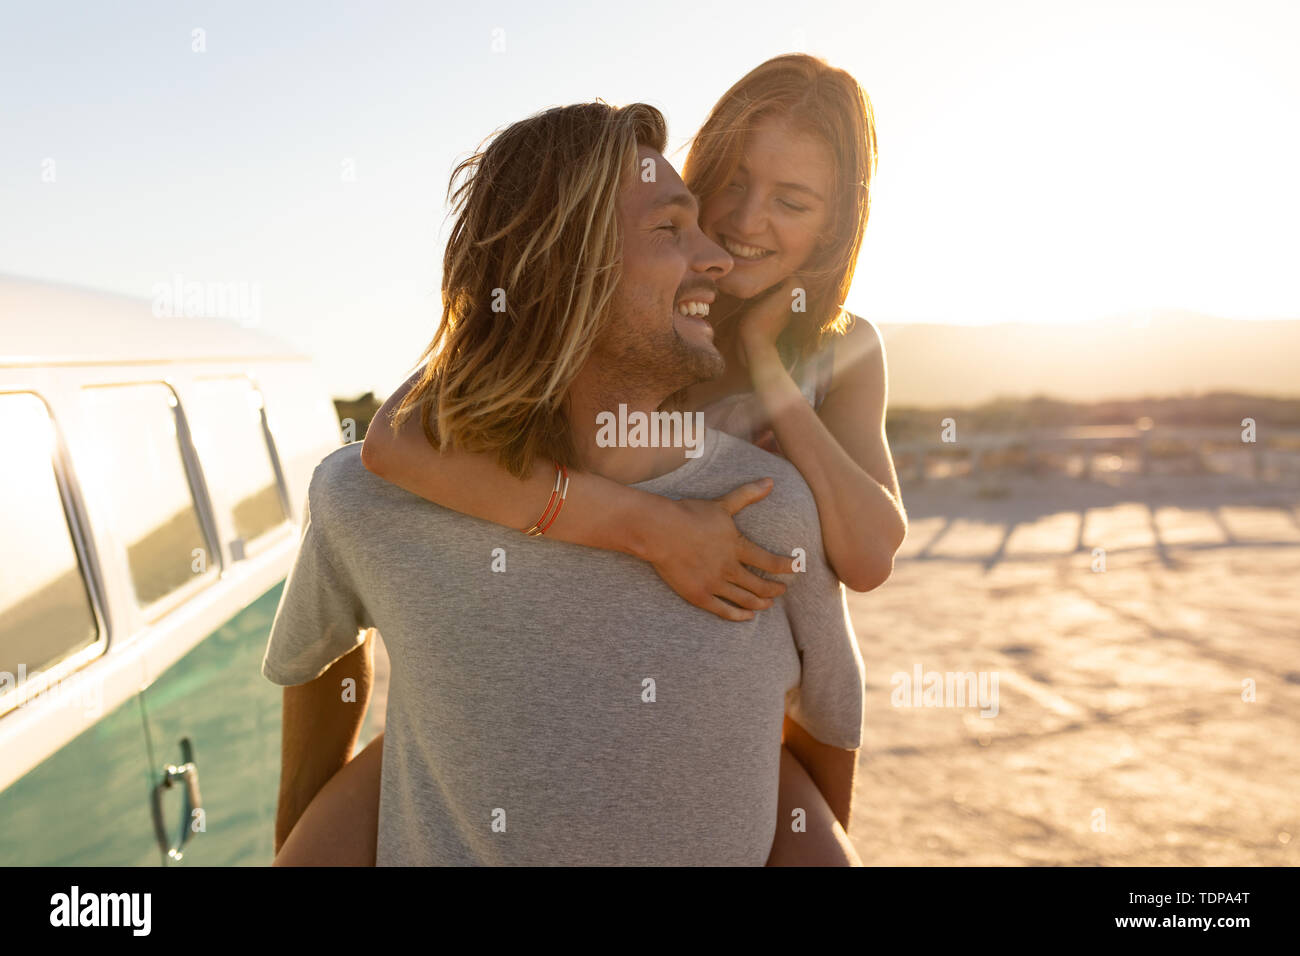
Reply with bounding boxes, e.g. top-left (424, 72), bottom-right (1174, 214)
top-left (692, 227), bottom-right (733, 278)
